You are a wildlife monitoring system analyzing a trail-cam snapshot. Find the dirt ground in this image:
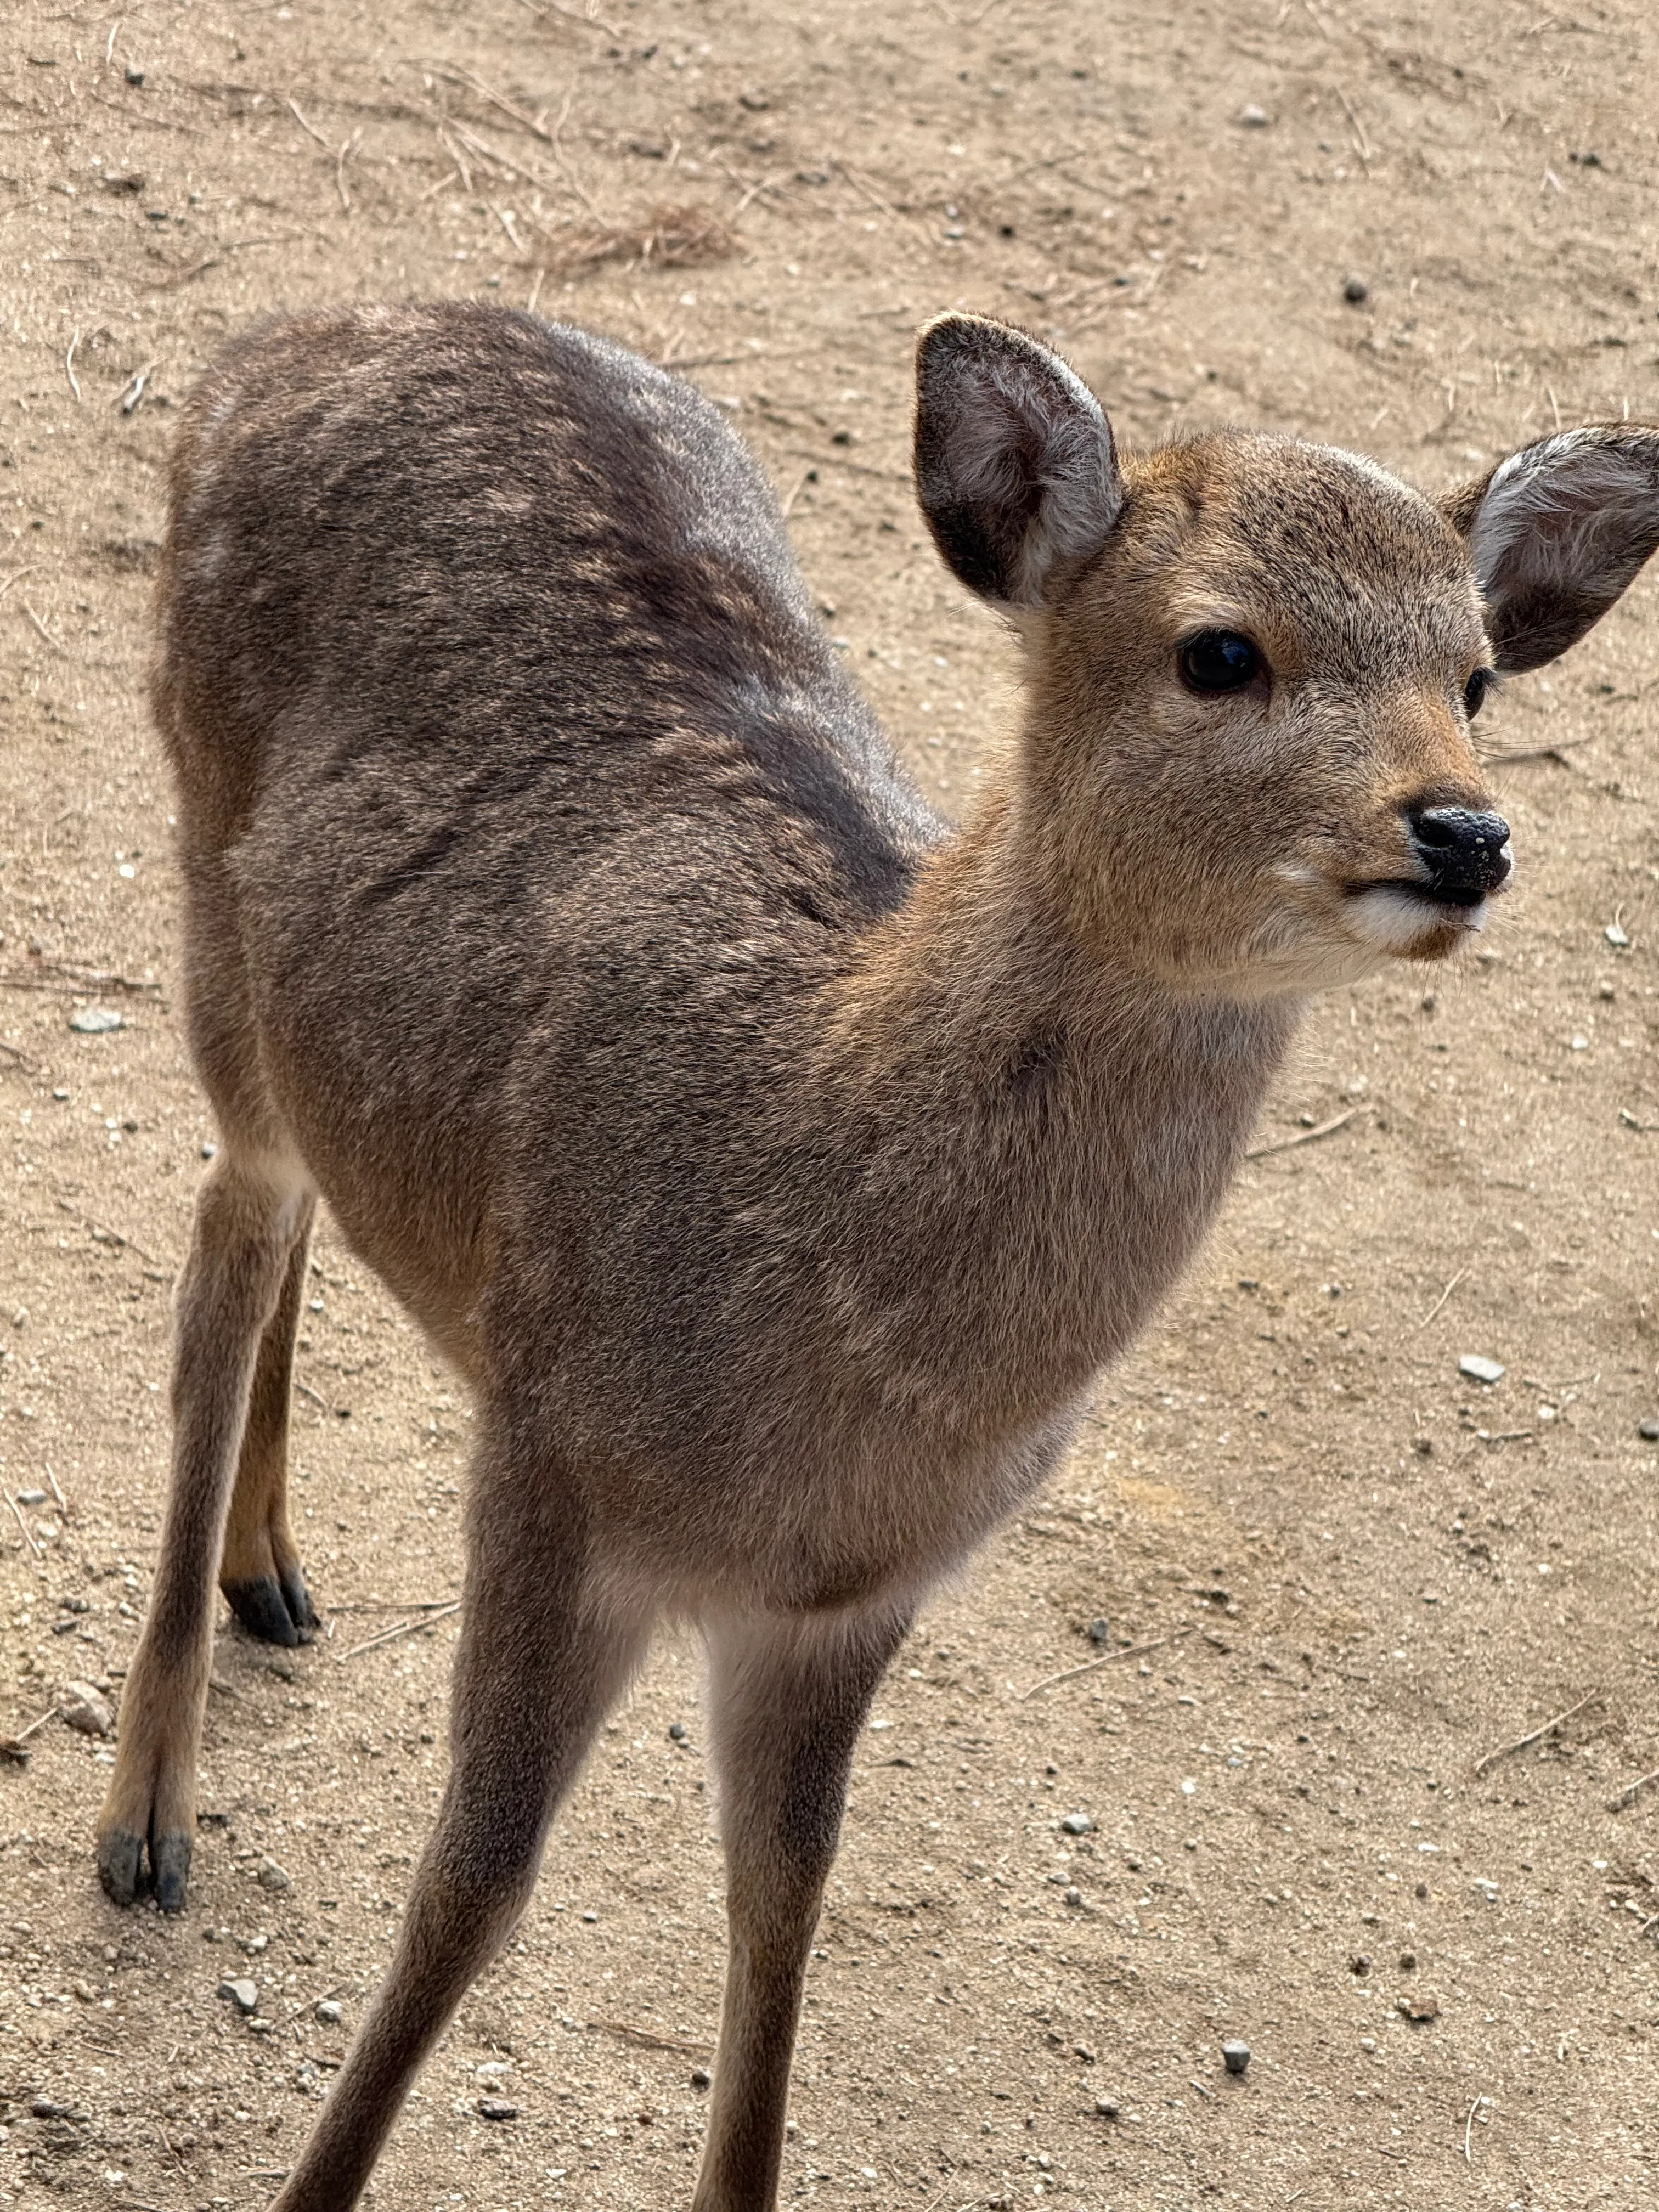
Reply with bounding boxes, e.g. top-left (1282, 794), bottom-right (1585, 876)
top-left (3, 2), bottom-right (1658, 2208)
